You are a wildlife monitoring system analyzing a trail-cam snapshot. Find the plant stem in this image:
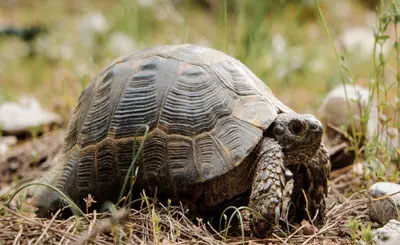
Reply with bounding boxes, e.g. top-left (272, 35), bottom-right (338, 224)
top-left (224, 0), bottom-right (229, 53)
